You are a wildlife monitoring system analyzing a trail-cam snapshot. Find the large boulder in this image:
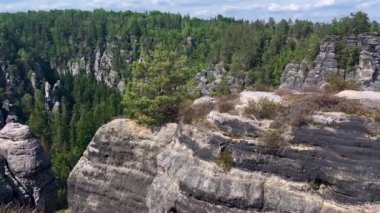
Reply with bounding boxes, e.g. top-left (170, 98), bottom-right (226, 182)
top-left (67, 119), bottom-right (178, 213)
top-left (0, 123), bottom-right (57, 213)
top-left (336, 90), bottom-right (380, 108)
